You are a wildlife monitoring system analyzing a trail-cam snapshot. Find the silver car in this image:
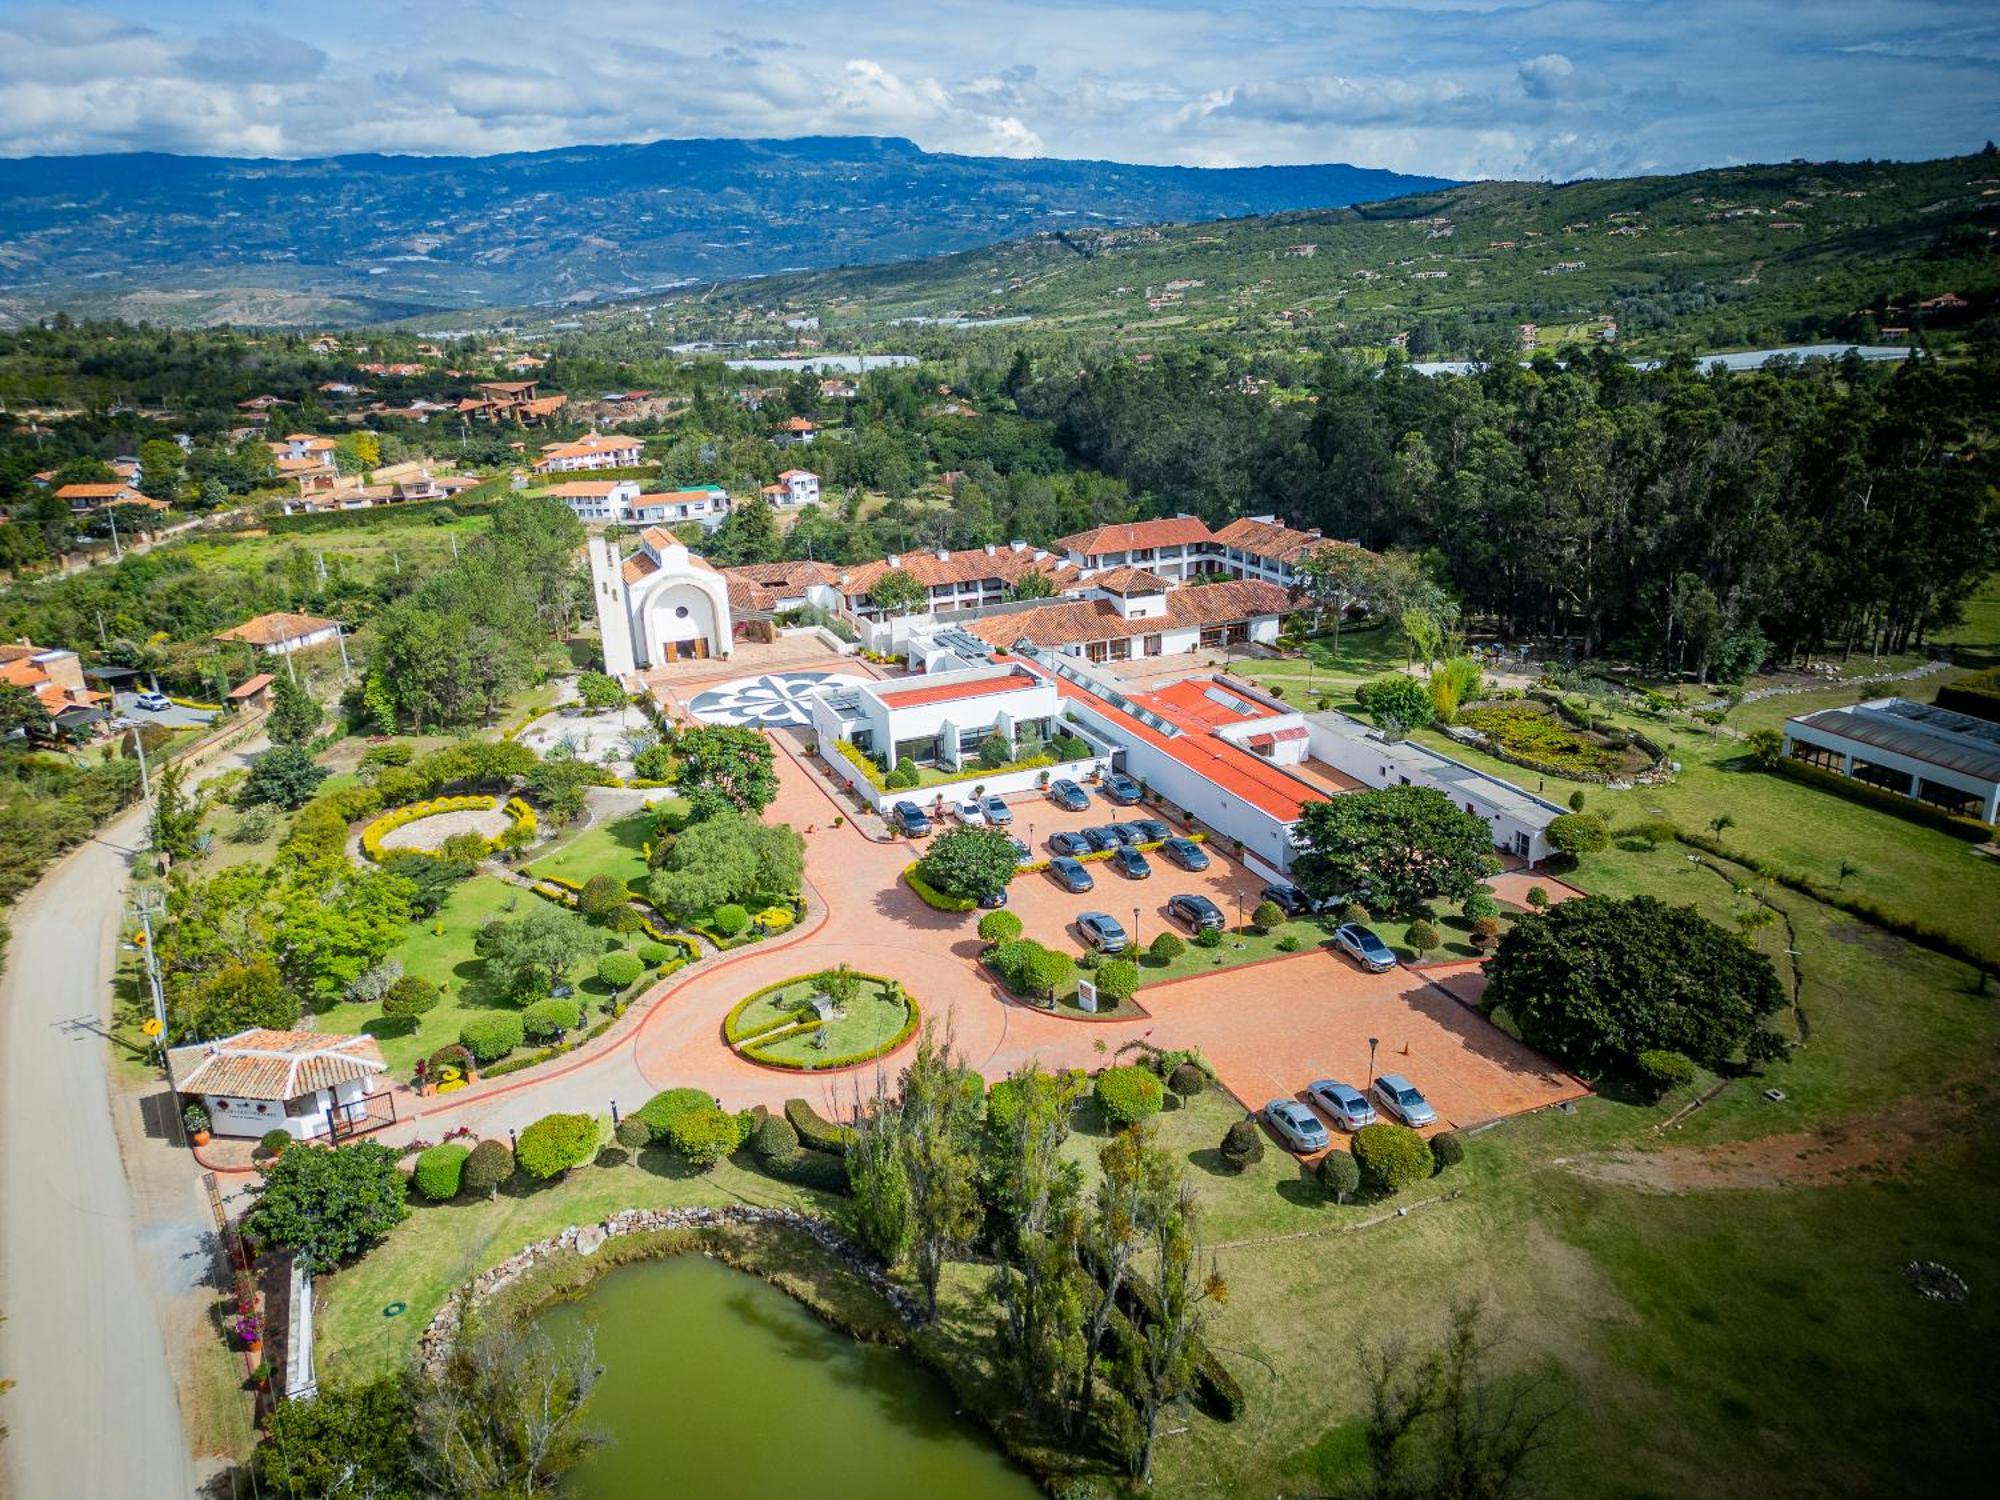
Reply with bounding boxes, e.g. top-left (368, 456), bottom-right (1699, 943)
top-left (1265, 1098), bottom-right (1330, 1154)
top-left (1307, 1079), bottom-right (1376, 1131)
top-left (1372, 1073), bottom-right (1437, 1128)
